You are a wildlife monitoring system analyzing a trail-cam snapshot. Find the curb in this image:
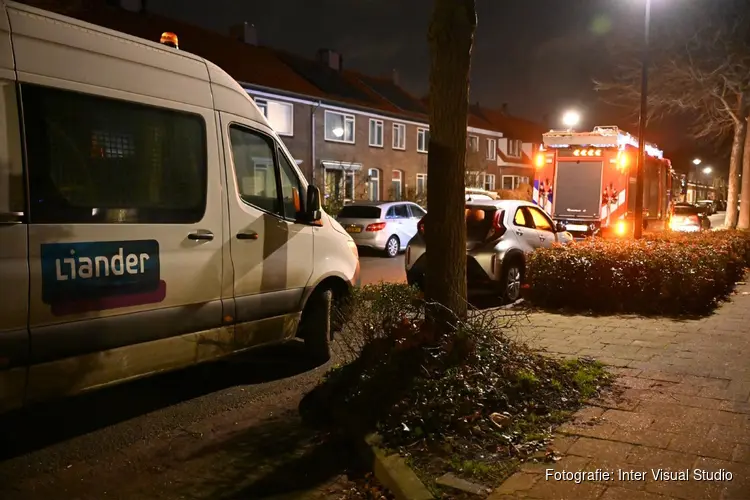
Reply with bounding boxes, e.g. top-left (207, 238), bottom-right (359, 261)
top-left (353, 432), bottom-right (434, 500)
